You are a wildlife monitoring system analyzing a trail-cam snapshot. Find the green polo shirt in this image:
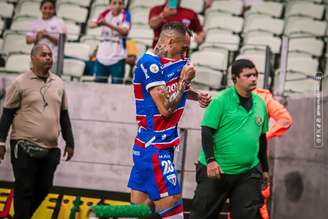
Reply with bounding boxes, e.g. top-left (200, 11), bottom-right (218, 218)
top-left (198, 86), bottom-right (268, 174)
